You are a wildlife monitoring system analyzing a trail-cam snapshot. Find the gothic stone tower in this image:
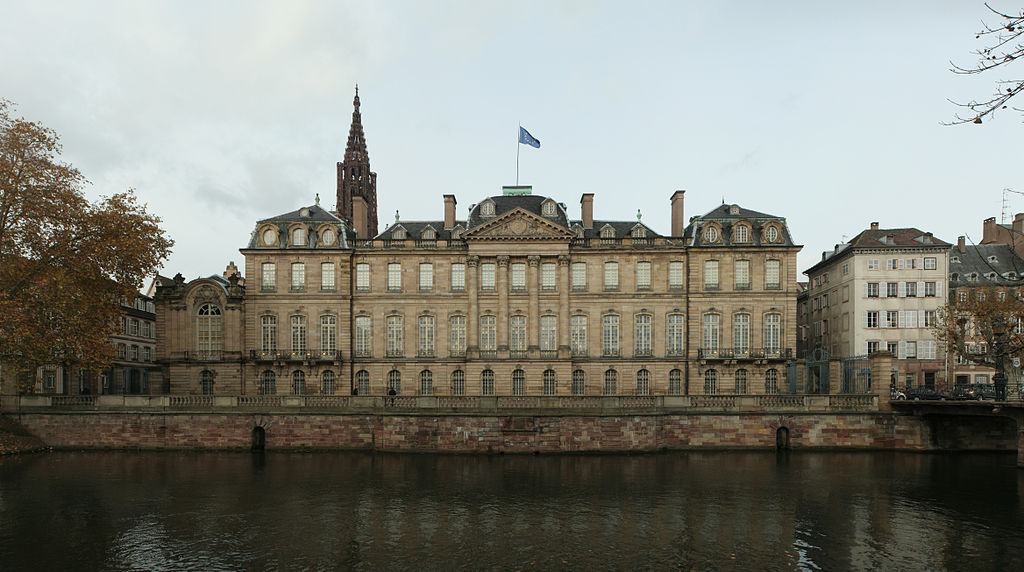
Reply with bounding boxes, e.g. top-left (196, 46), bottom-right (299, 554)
top-left (336, 86), bottom-right (379, 238)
